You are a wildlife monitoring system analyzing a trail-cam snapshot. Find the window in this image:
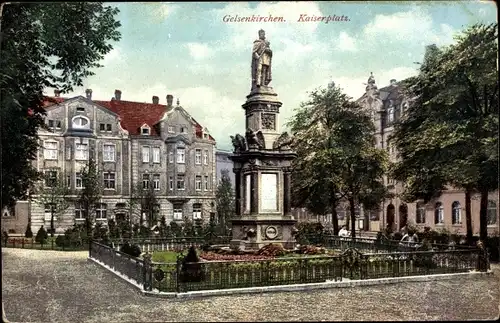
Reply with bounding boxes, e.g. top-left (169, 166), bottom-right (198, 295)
top-left (203, 133), bottom-right (209, 139)
top-left (153, 174), bottom-right (160, 190)
top-left (48, 119), bottom-right (62, 130)
top-left (195, 175), bottom-right (202, 191)
top-left (388, 107), bottom-right (394, 123)
top-left (75, 202), bottom-right (84, 220)
top-left (169, 176), bottom-right (174, 191)
top-left (168, 125), bottom-right (175, 133)
top-left (103, 144), bottom-right (115, 162)
top-left (416, 202), bottom-right (426, 224)
top-left (141, 126), bottom-right (150, 135)
top-left (177, 147), bottom-right (185, 164)
top-left (44, 170), bottom-right (58, 187)
top-left (75, 173), bottom-right (83, 189)
top-left (193, 203), bottom-right (202, 220)
top-left (44, 141), bottom-right (58, 160)
top-left (75, 143), bottom-right (89, 160)
top-left (142, 146), bottom-right (150, 163)
top-left (103, 173), bottom-right (116, 189)
top-left (66, 175), bottom-right (71, 188)
top-left (177, 174), bottom-right (185, 190)
top-left (368, 209), bottom-right (379, 221)
top-left (195, 149), bottom-right (202, 165)
top-left (142, 174), bottom-right (150, 189)
top-left (152, 147), bottom-right (160, 163)
top-left (487, 200), bottom-right (497, 225)
top-left (44, 203), bottom-right (56, 221)
top-left (203, 150), bottom-right (209, 165)
top-left (204, 175), bottom-right (209, 191)
top-left (99, 123), bottom-right (112, 132)
top-left (173, 204), bottom-right (183, 220)
top-left (180, 126), bottom-right (187, 133)
top-left (76, 107), bottom-right (85, 112)
top-left (434, 202), bottom-right (444, 224)
top-left (451, 201), bottom-right (461, 224)
top-left (168, 151), bottom-right (174, 163)
top-left (72, 116), bottom-right (90, 129)
top-left (96, 203), bottom-right (107, 220)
